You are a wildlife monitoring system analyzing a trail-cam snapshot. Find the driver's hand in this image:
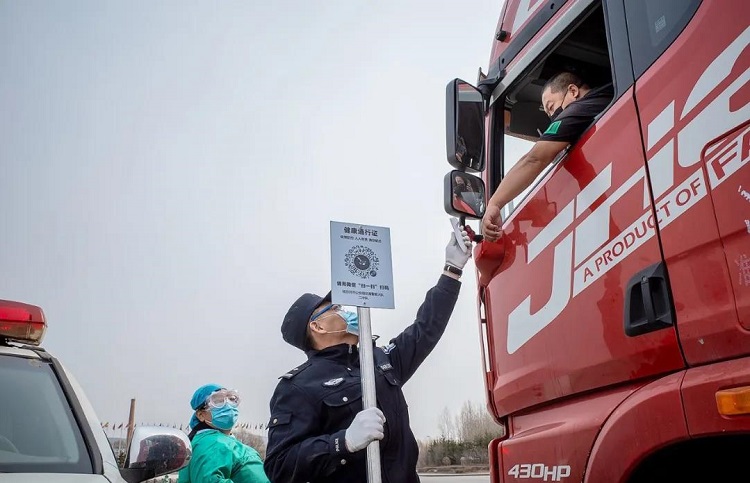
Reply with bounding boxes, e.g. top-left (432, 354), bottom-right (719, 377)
top-left (482, 204), bottom-right (502, 242)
